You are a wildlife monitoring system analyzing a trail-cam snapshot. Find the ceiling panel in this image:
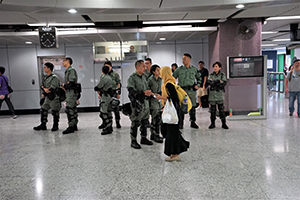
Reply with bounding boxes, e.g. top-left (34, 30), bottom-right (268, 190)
top-left (186, 9), bottom-right (238, 19)
top-left (234, 3), bottom-right (300, 18)
top-left (3, 0), bottom-right (57, 7)
top-left (140, 13), bottom-right (187, 21)
top-left (262, 19), bottom-right (300, 31)
top-left (0, 12), bottom-right (36, 24)
top-left (26, 13), bottom-right (87, 23)
top-left (89, 14), bottom-right (138, 22)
